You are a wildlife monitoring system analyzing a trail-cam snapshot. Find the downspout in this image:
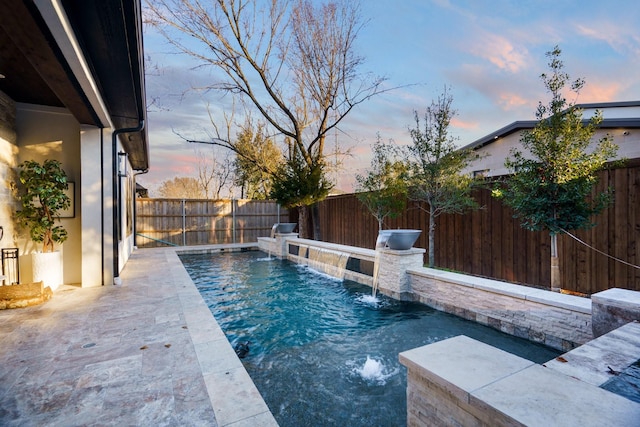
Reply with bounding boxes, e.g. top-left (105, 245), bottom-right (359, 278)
top-left (112, 120), bottom-right (145, 284)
